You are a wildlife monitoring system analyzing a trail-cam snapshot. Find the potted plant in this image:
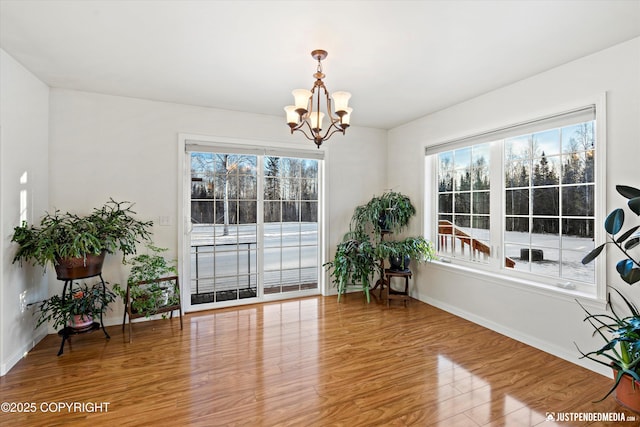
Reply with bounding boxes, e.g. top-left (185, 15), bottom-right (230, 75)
top-left (351, 191), bottom-right (416, 235)
top-left (324, 231), bottom-right (377, 303)
top-left (36, 282), bottom-right (116, 331)
top-left (114, 245), bottom-right (179, 318)
top-left (578, 184), bottom-right (640, 411)
top-left (582, 185), bottom-right (640, 284)
top-left (377, 236), bottom-right (436, 271)
top-left (326, 191), bottom-right (435, 303)
top-left (11, 199), bottom-right (153, 279)
top-left (576, 289), bottom-right (640, 411)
